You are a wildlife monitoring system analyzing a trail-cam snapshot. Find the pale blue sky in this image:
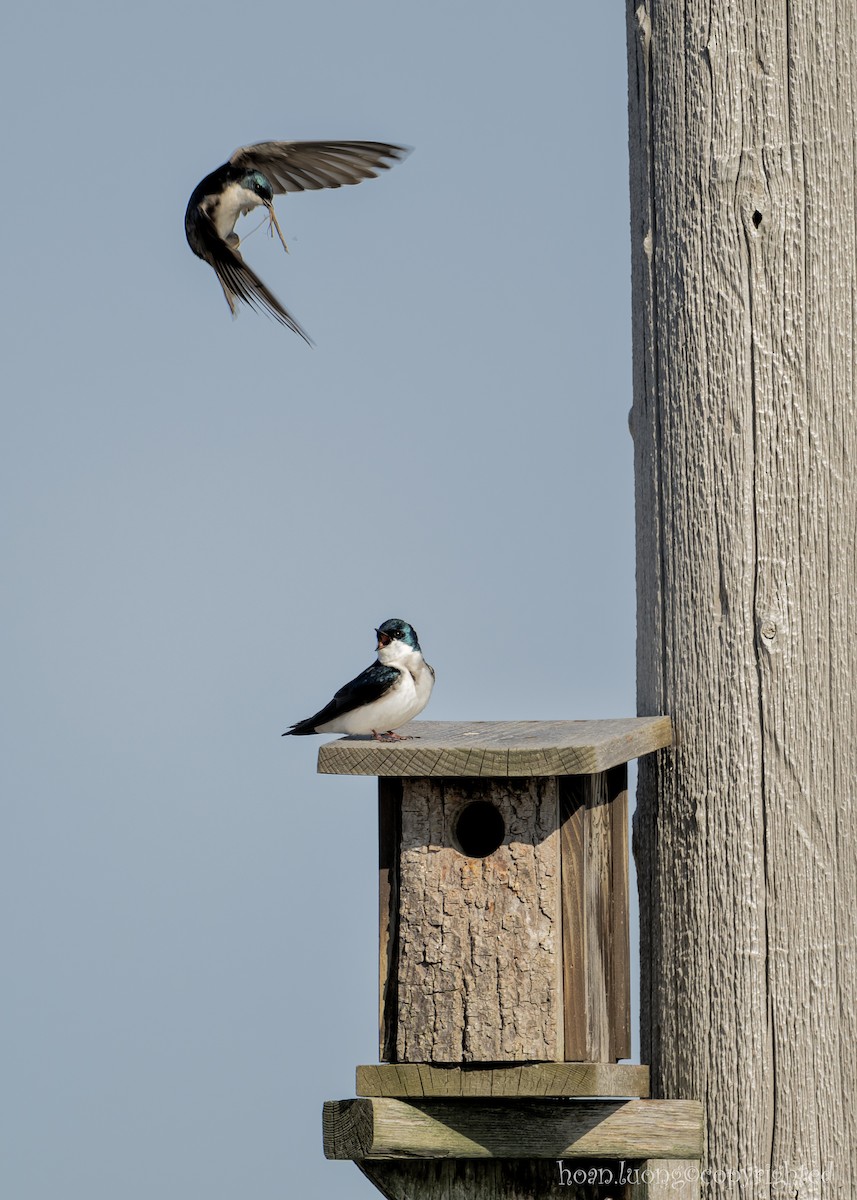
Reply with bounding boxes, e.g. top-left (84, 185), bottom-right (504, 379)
top-left (2, 4), bottom-right (636, 1197)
